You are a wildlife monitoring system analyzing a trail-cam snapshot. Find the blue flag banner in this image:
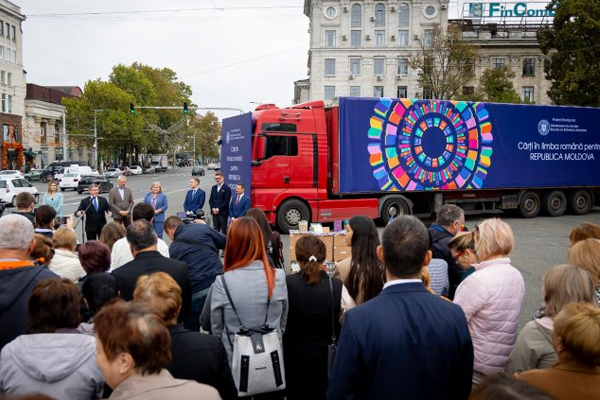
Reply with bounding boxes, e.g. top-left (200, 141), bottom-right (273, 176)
top-left (338, 97), bottom-right (600, 194)
top-left (221, 113), bottom-right (253, 194)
